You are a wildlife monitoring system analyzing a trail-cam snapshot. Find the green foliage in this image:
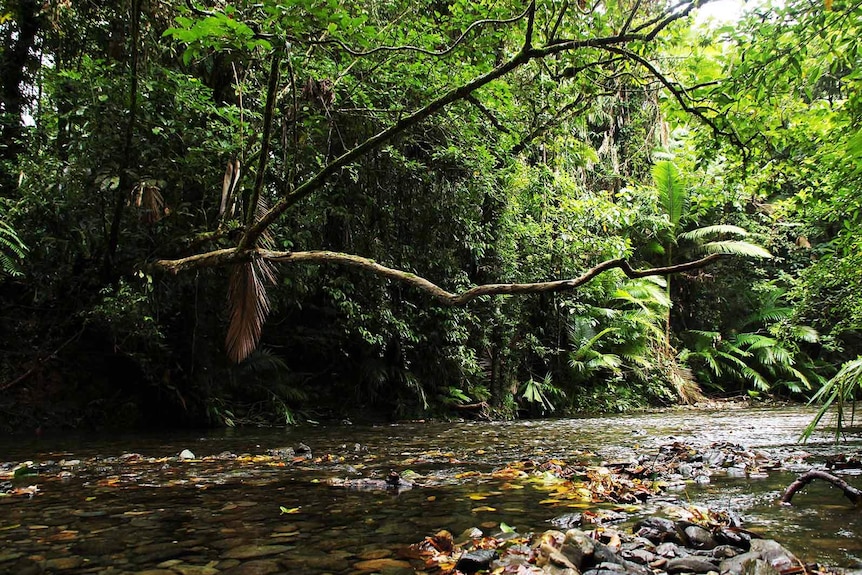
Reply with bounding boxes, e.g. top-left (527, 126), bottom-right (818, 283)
top-left (0, 209), bottom-right (26, 277)
top-left (802, 357), bottom-right (862, 443)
